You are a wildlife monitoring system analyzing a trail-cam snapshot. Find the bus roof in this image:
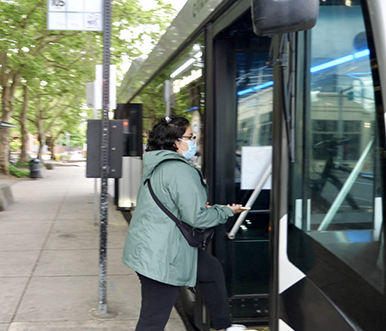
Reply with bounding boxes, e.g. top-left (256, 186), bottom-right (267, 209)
top-left (117, 0), bottom-right (226, 103)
